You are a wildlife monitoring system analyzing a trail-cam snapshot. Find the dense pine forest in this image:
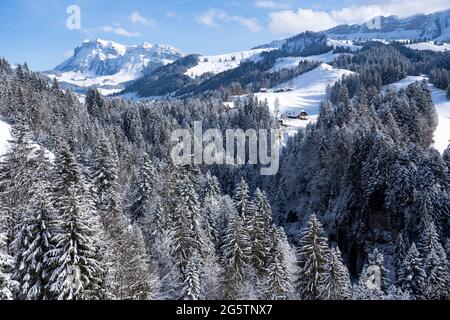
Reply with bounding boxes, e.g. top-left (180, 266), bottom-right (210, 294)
top-left (1, 40), bottom-right (450, 301)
